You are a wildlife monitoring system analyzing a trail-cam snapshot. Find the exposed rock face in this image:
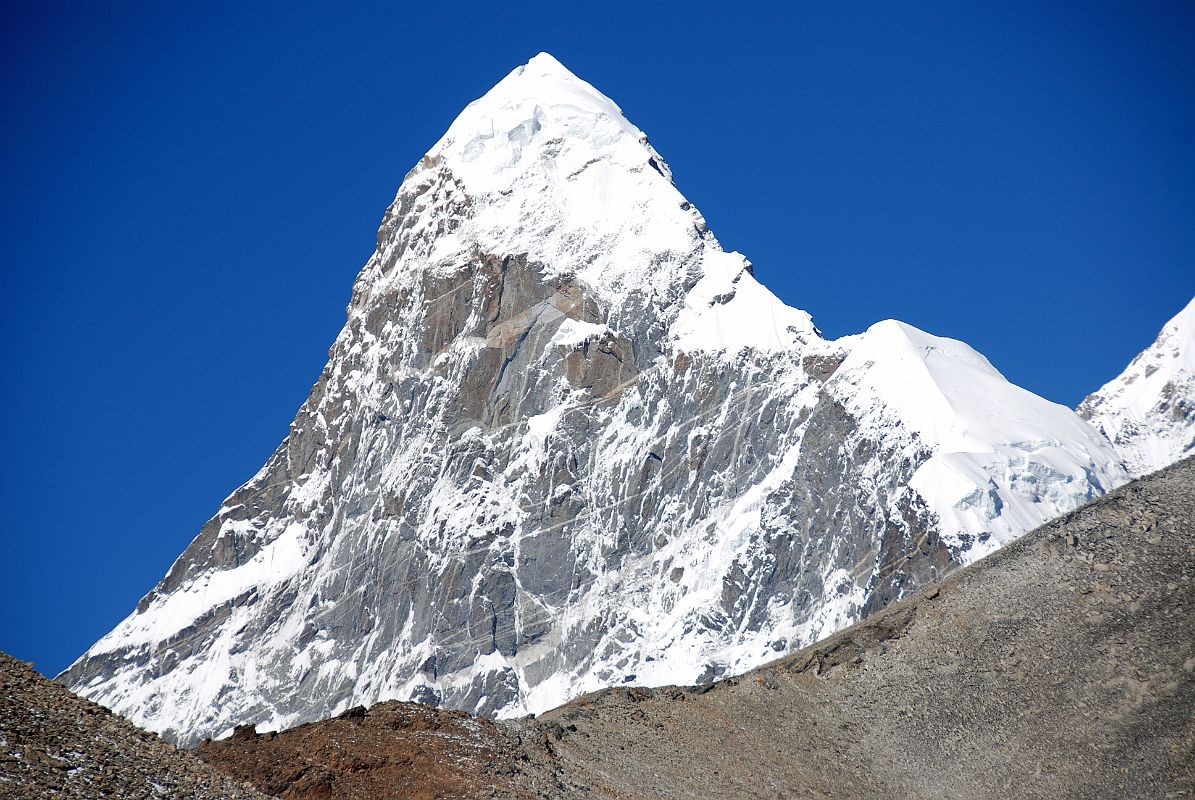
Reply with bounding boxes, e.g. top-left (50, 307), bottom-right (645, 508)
top-left (0, 652), bottom-right (267, 800)
top-left (532, 456), bottom-right (1195, 800)
top-left (1079, 295), bottom-right (1195, 477)
top-left (61, 53), bottom-right (1127, 746)
top-left (197, 458), bottom-right (1195, 800)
